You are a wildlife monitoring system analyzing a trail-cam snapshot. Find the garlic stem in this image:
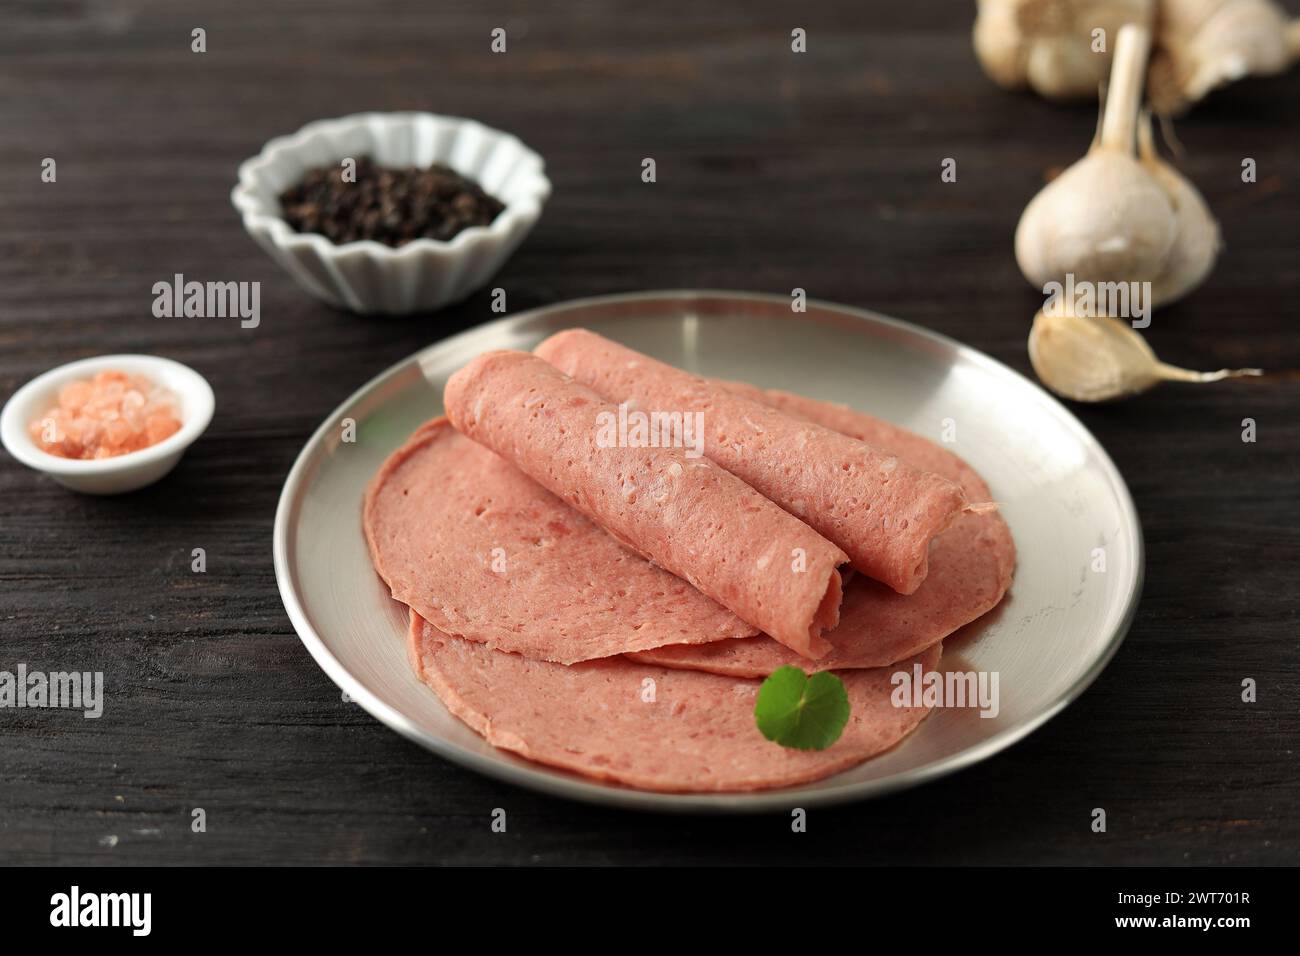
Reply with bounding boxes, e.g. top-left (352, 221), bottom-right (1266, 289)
top-left (1099, 25), bottom-right (1151, 152)
top-left (1152, 362), bottom-right (1262, 384)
